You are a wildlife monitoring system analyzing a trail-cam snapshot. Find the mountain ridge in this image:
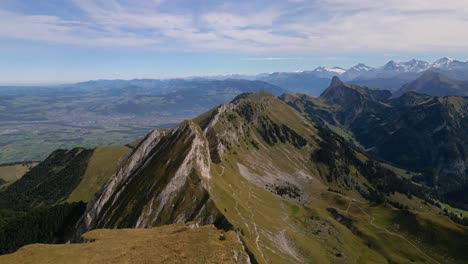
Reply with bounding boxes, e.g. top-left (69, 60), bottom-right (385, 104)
top-left (283, 78), bottom-right (468, 210)
top-left (395, 71), bottom-right (468, 97)
top-left (67, 90), bottom-right (468, 263)
top-left (2, 89), bottom-right (468, 263)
